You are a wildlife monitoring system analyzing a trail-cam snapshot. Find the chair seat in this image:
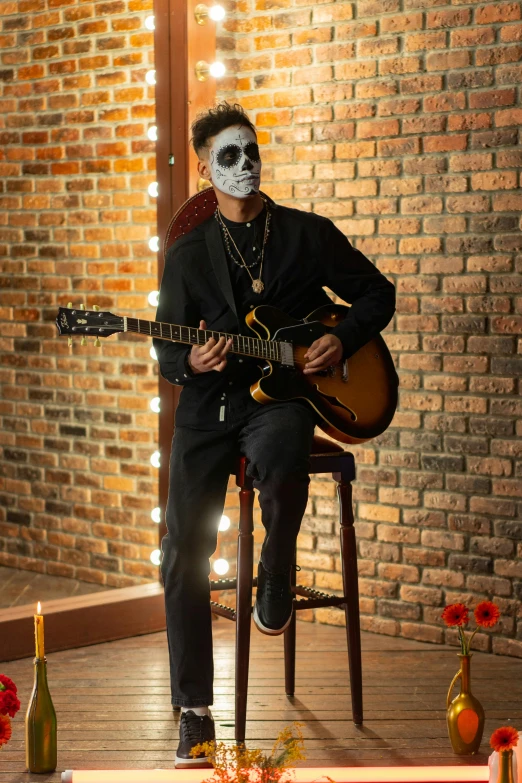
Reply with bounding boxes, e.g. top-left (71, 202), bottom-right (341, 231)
top-left (311, 434), bottom-right (345, 455)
